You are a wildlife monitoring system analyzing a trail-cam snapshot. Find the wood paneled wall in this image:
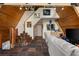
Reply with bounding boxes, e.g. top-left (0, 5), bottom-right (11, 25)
top-left (56, 6), bottom-right (79, 33)
top-left (0, 5), bottom-right (25, 42)
top-left (0, 29), bottom-right (9, 42)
